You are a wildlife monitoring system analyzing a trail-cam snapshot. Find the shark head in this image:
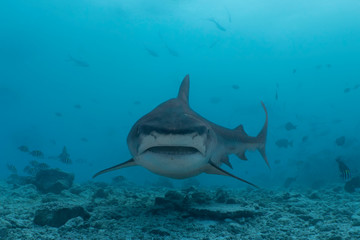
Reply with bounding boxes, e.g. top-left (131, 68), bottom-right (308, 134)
top-left (127, 76), bottom-right (218, 178)
top-left (93, 74), bottom-right (268, 187)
